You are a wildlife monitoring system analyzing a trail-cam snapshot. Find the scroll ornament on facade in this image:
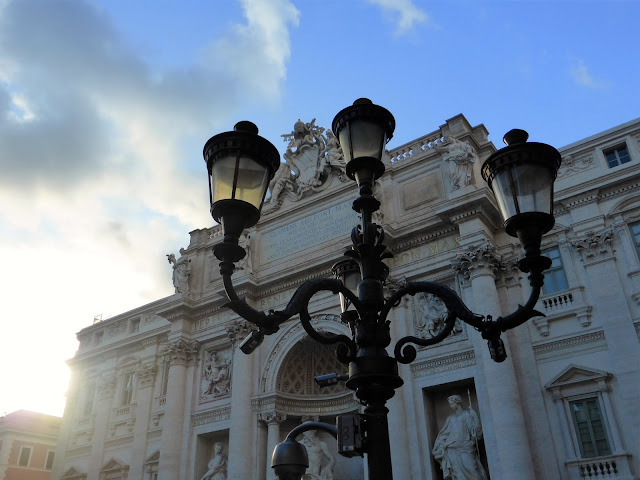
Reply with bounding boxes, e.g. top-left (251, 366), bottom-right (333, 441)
top-left (263, 118), bottom-right (348, 213)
